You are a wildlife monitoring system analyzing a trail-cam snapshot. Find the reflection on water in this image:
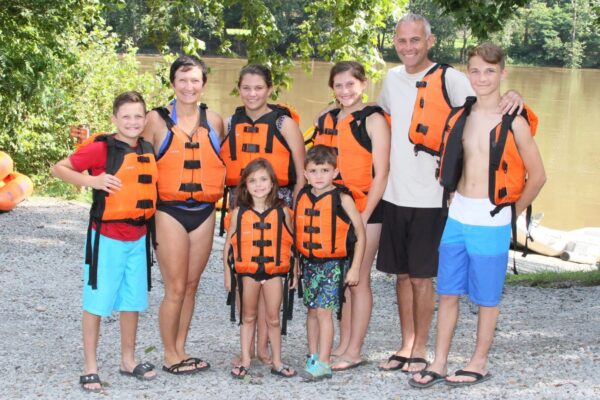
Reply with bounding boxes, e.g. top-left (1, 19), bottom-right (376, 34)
top-left (138, 56), bottom-right (600, 230)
